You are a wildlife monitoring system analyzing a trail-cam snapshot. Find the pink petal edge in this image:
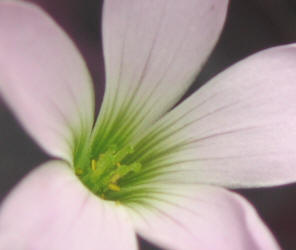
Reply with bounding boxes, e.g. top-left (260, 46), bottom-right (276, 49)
top-left (129, 186), bottom-right (280, 250)
top-left (0, 1), bottom-right (94, 162)
top-left (0, 161), bottom-right (137, 250)
top-left (140, 44), bottom-right (296, 188)
top-left (94, 0), bottom-right (229, 142)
